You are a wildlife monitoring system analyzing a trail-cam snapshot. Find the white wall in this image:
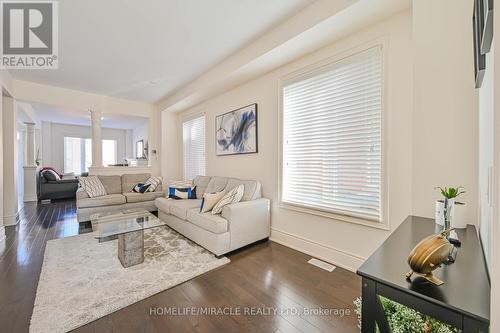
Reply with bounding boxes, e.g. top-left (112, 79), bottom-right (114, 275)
top-left (2, 97), bottom-right (18, 226)
top-left (161, 110), bottom-right (181, 185)
top-left (489, 6), bottom-right (500, 332)
top-left (479, 44), bottom-right (494, 272)
top-left (40, 122), bottom-right (129, 172)
top-left (412, 0), bottom-right (478, 223)
top-left (164, 11), bottom-right (414, 271)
